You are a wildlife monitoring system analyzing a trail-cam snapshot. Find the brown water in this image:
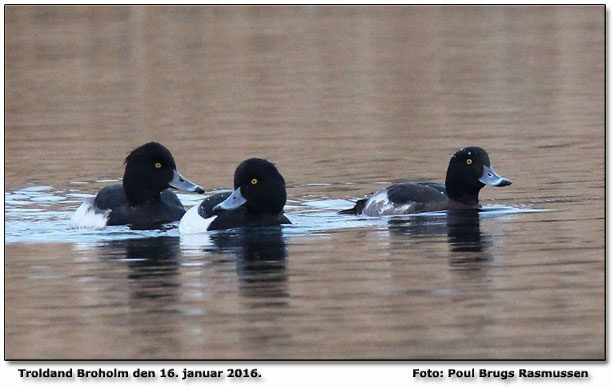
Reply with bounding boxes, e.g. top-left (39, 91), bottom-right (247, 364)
top-left (4, 6), bottom-right (604, 359)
